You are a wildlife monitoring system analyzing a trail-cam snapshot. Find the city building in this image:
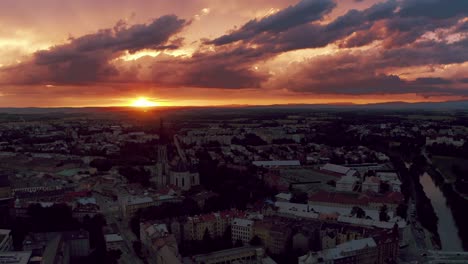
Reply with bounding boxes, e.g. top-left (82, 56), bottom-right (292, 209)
top-left (253, 218), bottom-right (292, 255)
top-left (298, 238), bottom-right (378, 264)
top-left (0, 229), bottom-right (13, 252)
top-left (231, 218), bottom-right (254, 245)
top-left (186, 246), bottom-right (271, 264)
top-left (169, 161), bottom-right (200, 191)
top-left (120, 195), bottom-right (182, 218)
top-left (362, 176), bottom-right (380, 193)
top-left (426, 136), bottom-right (465, 147)
top-left (23, 231), bottom-right (90, 260)
top-left (104, 234), bottom-right (124, 251)
top-left (375, 172), bottom-right (402, 193)
top-left (0, 251), bottom-right (32, 264)
top-left (252, 160), bottom-right (301, 168)
top-left (184, 209), bottom-right (246, 241)
top-left (321, 164), bottom-right (357, 177)
top-left (140, 222), bottom-right (181, 264)
top-left (336, 175), bottom-right (359, 192)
